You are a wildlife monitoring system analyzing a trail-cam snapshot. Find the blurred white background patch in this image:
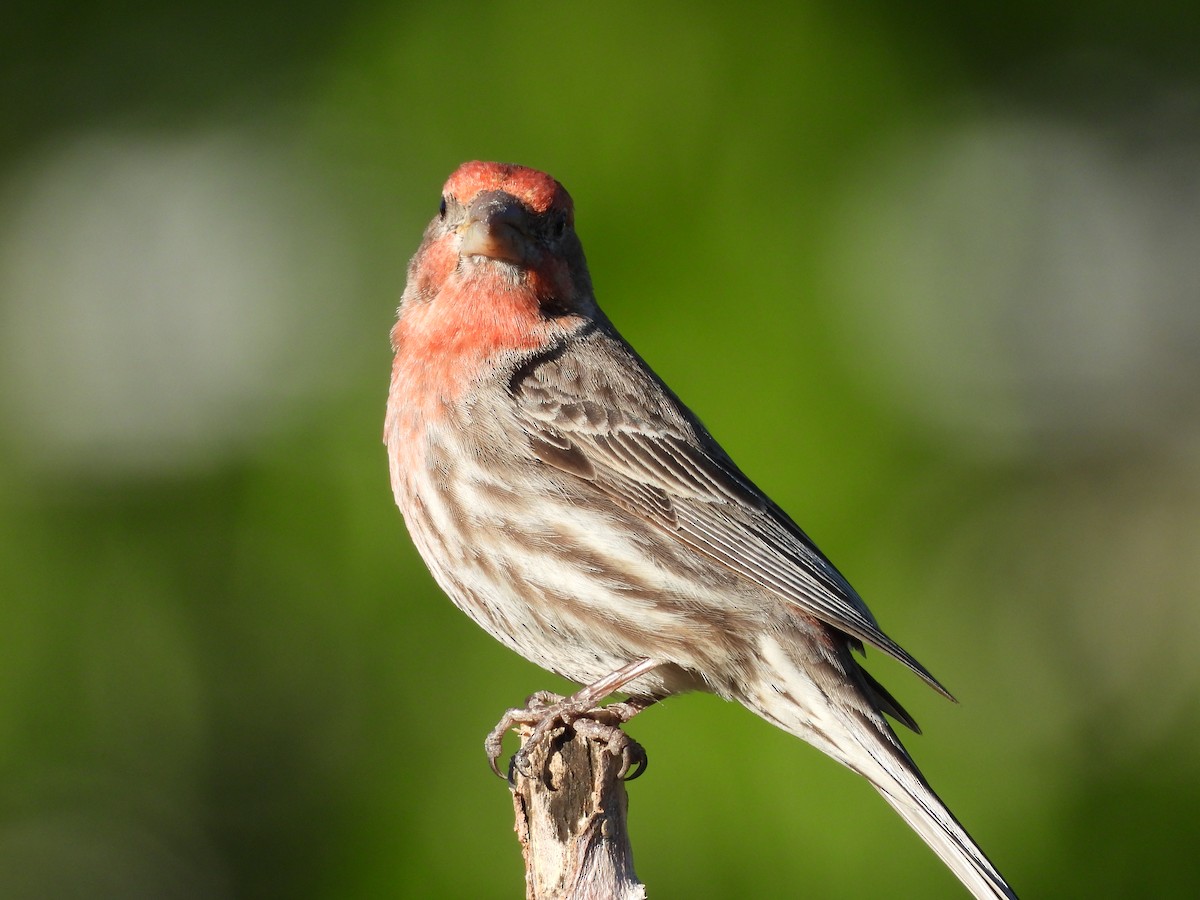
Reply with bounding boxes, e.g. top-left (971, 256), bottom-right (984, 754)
top-left (0, 131), bottom-right (358, 477)
top-left (826, 109), bottom-right (1200, 458)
